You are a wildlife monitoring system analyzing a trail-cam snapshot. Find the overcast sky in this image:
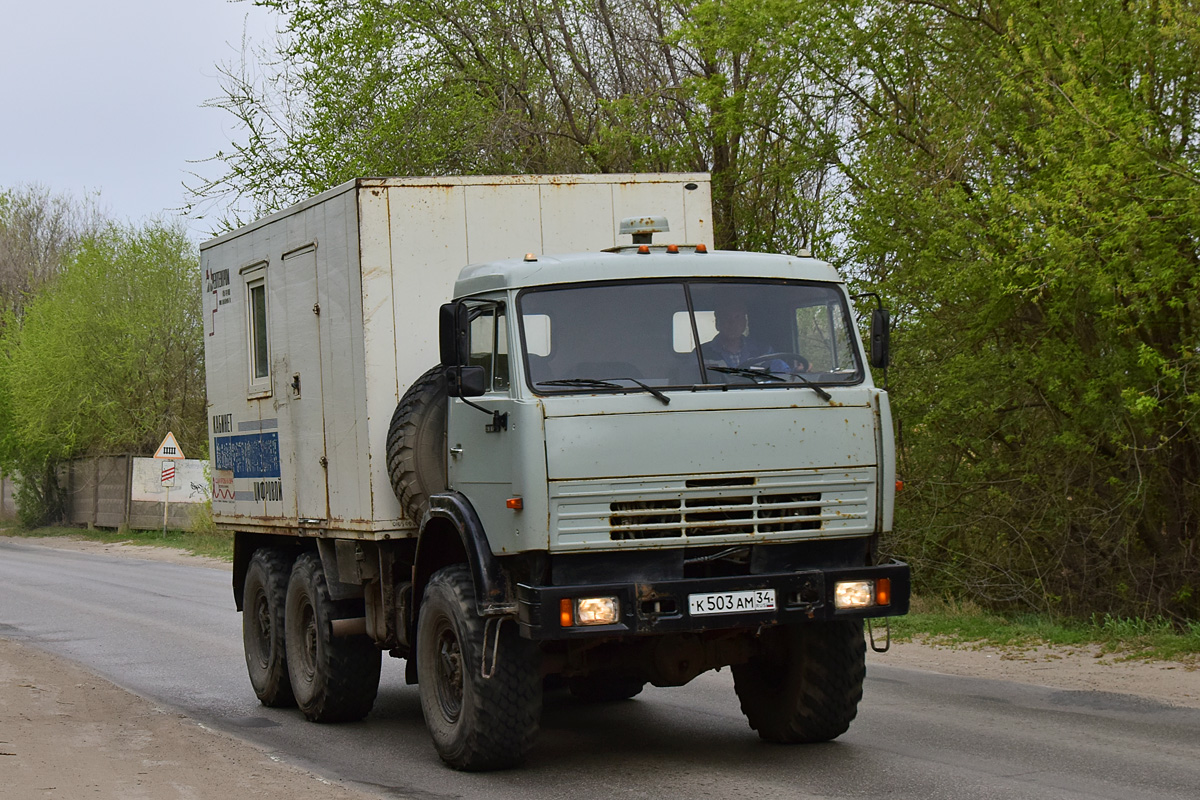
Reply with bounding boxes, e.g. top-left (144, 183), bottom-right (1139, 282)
top-left (0, 1), bottom-right (276, 238)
